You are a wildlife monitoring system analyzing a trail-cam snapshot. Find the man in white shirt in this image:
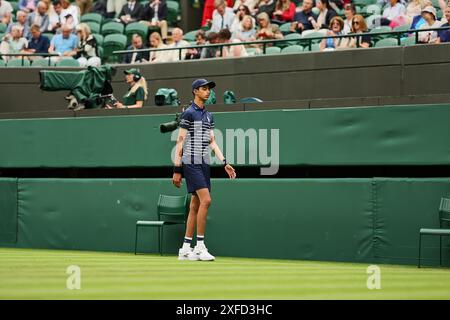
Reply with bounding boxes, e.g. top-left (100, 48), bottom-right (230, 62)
top-left (60, 0), bottom-right (79, 26)
top-left (48, 0), bottom-right (65, 33)
top-left (168, 27), bottom-right (190, 61)
top-left (209, 0), bottom-right (235, 32)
